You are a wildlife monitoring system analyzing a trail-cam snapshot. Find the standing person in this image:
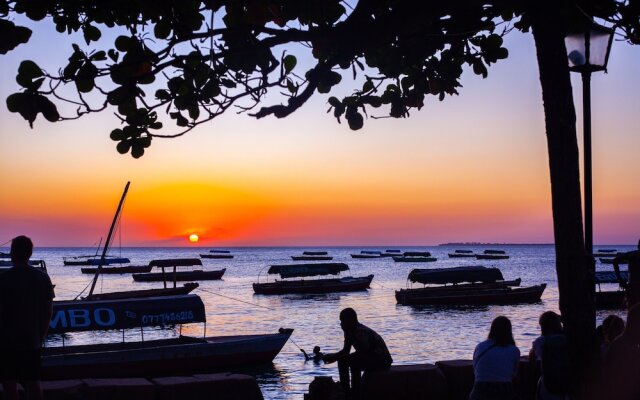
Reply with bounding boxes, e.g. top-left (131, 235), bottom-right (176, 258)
top-left (613, 239), bottom-right (640, 307)
top-left (322, 308), bottom-right (393, 399)
top-left (470, 316), bottom-right (520, 400)
top-left (528, 311), bottom-right (570, 400)
top-left (0, 236), bottom-right (55, 400)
